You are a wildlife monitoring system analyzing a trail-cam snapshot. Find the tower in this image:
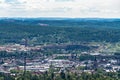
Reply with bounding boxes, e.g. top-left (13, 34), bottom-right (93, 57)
top-left (93, 55), bottom-right (98, 71)
top-left (23, 38), bottom-right (28, 80)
